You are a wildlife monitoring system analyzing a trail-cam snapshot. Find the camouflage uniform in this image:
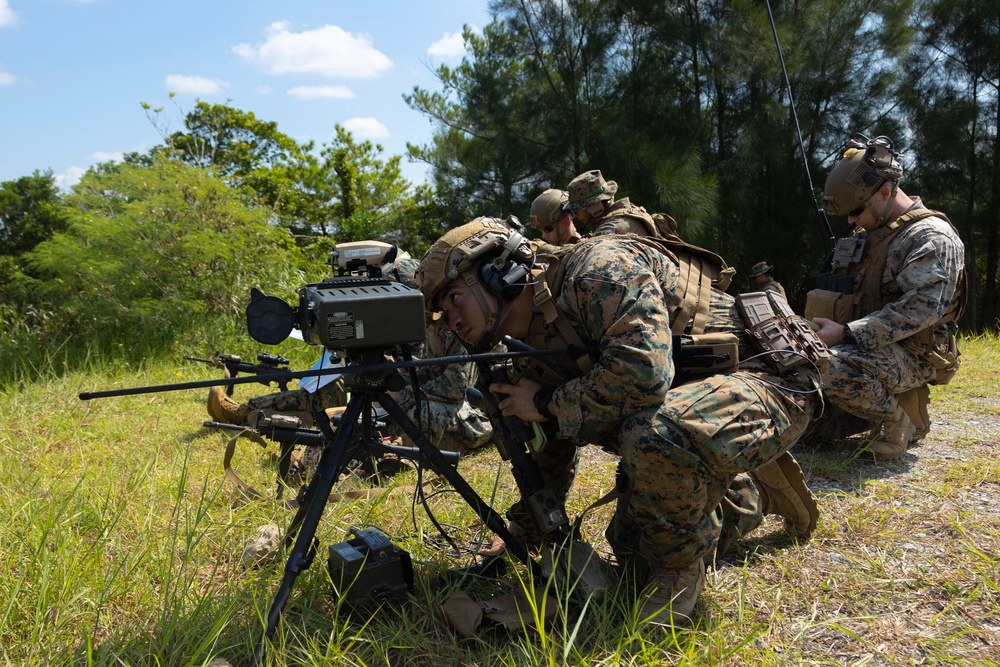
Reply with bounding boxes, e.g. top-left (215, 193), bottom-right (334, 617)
top-left (392, 316), bottom-right (493, 453)
top-left (748, 261), bottom-right (786, 299)
top-left (758, 278), bottom-right (787, 299)
top-left (819, 200), bottom-right (965, 424)
top-left (385, 254), bottom-right (492, 454)
top-left (245, 376), bottom-right (347, 415)
top-left (560, 175), bottom-right (811, 558)
top-left (512, 236), bottom-right (821, 569)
